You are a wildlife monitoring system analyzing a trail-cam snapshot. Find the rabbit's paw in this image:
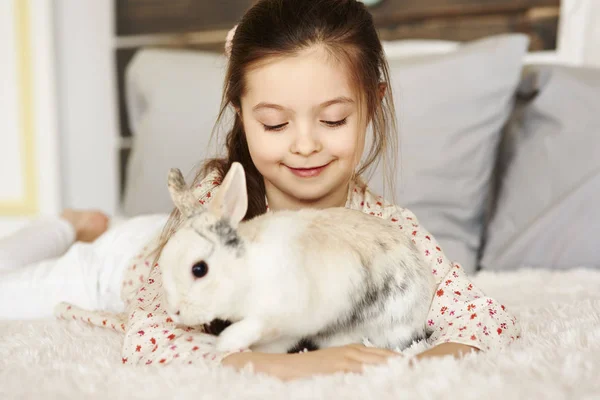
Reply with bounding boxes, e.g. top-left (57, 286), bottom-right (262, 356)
top-left (215, 318), bottom-right (265, 352)
top-left (216, 334), bottom-right (253, 353)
